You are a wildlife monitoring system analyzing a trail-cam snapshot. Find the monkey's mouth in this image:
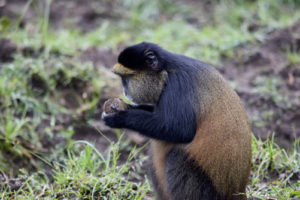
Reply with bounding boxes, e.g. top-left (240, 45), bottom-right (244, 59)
top-left (123, 90), bottom-right (138, 106)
